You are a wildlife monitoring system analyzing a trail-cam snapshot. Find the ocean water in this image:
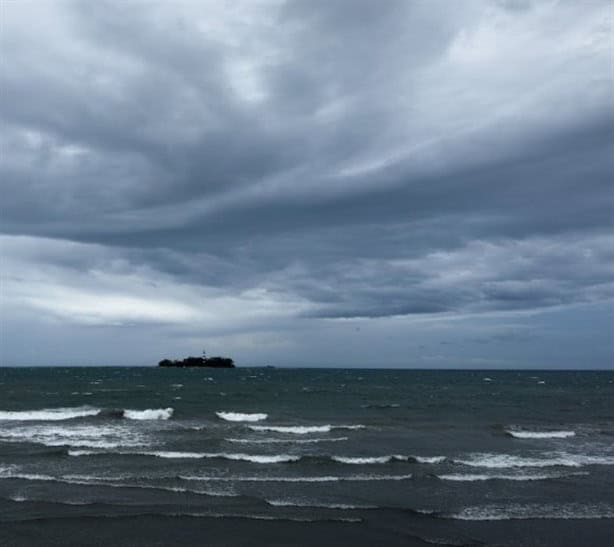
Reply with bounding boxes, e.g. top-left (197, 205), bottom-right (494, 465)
top-left (1, 367), bottom-right (613, 546)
